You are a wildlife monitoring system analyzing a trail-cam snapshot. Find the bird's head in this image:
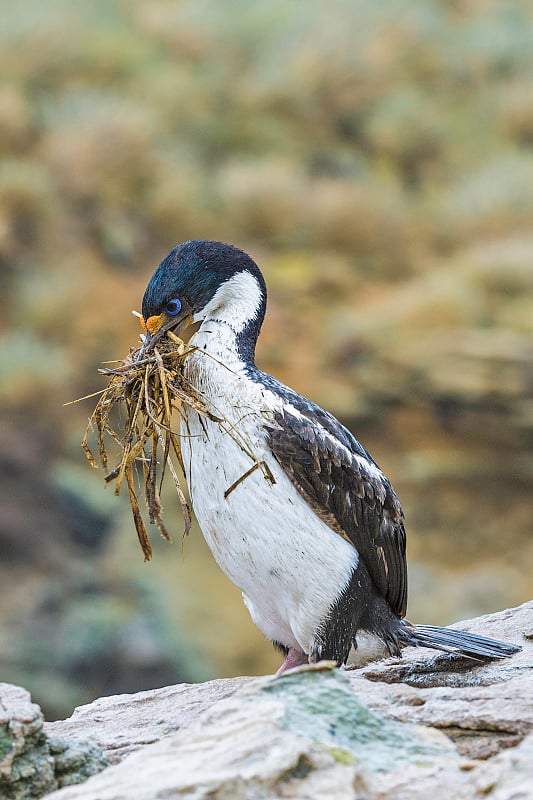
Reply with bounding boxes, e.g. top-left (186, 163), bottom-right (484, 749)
top-left (140, 240), bottom-right (267, 361)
